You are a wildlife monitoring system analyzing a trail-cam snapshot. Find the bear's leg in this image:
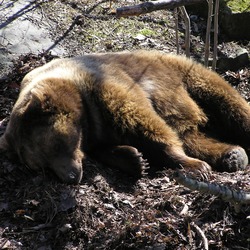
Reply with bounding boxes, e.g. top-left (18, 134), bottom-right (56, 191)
top-left (183, 131), bottom-right (248, 172)
top-left (92, 145), bottom-right (149, 177)
top-left (186, 66), bottom-right (250, 146)
top-left (99, 81), bottom-right (211, 172)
